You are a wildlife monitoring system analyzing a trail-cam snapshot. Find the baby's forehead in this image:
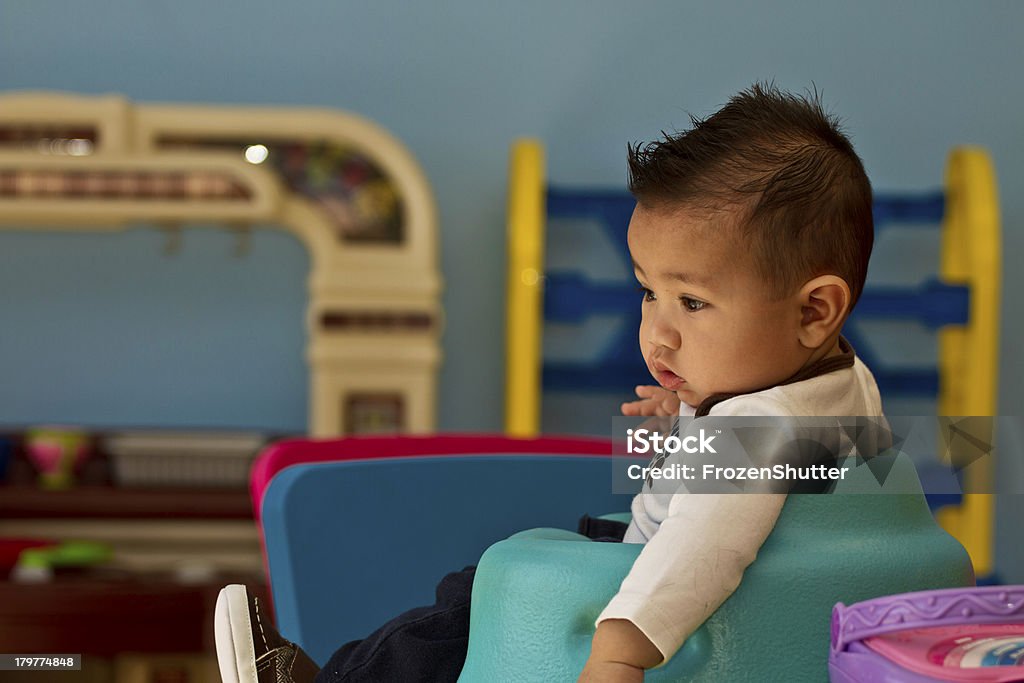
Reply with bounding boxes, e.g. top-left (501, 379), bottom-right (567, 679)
top-left (628, 207), bottom-right (765, 287)
top-left (629, 201), bottom-right (746, 239)
top-left (628, 205), bottom-right (746, 255)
